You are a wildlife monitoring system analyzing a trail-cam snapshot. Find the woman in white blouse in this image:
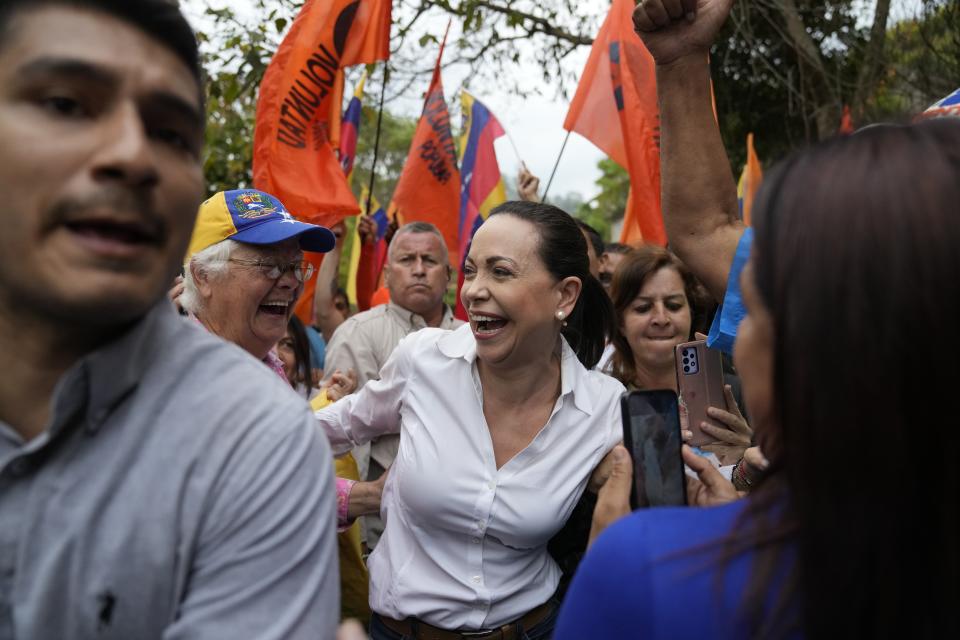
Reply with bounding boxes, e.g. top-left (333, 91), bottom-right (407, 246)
top-left (316, 201), bottom-right (626, 639)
